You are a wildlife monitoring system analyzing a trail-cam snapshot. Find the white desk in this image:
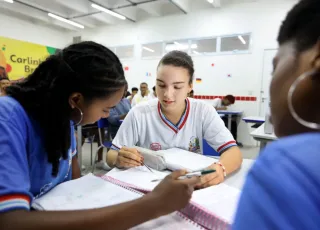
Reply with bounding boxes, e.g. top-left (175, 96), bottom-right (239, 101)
top-left (242, 116), bottom-right (265, 124)
top-left (224, 159), bottom-right (254, 189)
top-left (250, 124), bottom-right (277, 151)
top-left (206, 157), bottom-right (254, 190)
top-left (217, 111), bottom-right (243, 130)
